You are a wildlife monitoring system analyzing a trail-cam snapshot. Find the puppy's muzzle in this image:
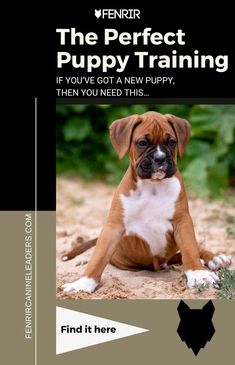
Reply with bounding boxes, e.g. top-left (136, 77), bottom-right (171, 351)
top-left (136, 154), bottom-right (167, 179)
top-left (136, 149), bottom-right (176, 180)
